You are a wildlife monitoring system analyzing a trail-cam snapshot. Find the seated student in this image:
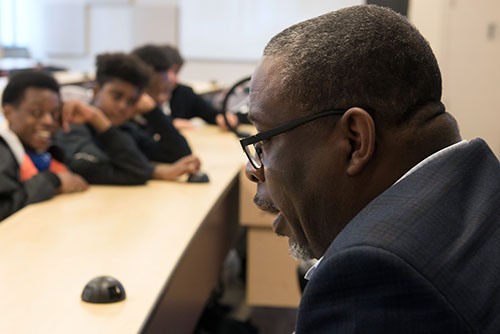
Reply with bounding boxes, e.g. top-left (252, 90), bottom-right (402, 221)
top-left (0, 71), bottom-right (88, 221)
top-left (111, 45), bottom-right (196, 163)
top-left (133, 44), bottom-right (238, 130)
top-left (56, 53), bottom-right (200, 185)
